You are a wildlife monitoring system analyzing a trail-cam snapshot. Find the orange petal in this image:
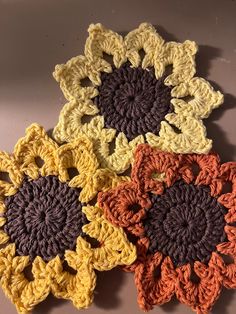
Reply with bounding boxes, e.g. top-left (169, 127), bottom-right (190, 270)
top-left (222, 263), bottom-right (236, 288)
top-left (219, 162), bottom-right (236, 195)
top-left (132, 144), bottom-right (182, 192)
top-left (176, 264), bottom-right (197, 307)
top-left (135, 253), bottom-right (176, 311)
top-left (220, 162), bottom-right (236, 184)
top-left (195, 261), bottom-right (222, 312)
top-left (217, 241), bottom-right (236, 256)
top-left (98, 182), bottom-right (150, 231)
top-left (218, 193), bottom-right (236, 223)
top-left (181, 153), bottom-right (221, 194)
top-left (224, 225), bottom-right (236, 242)
top-left (208, 252), bottom-right (233, 289)
top-left (176, 261), bottom-right (222, 313)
